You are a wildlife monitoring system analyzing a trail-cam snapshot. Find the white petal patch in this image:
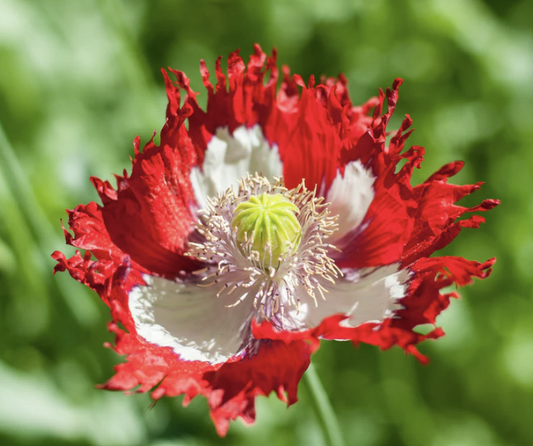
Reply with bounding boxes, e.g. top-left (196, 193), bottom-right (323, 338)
top-left (129, 275), bottom-right (257, 363)
top-left (326, 160), bottom-right (375, 242)
top-left (300, 264), bottom-right (410, 329)
top-left (190, 125), bottom-right (283, 209)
